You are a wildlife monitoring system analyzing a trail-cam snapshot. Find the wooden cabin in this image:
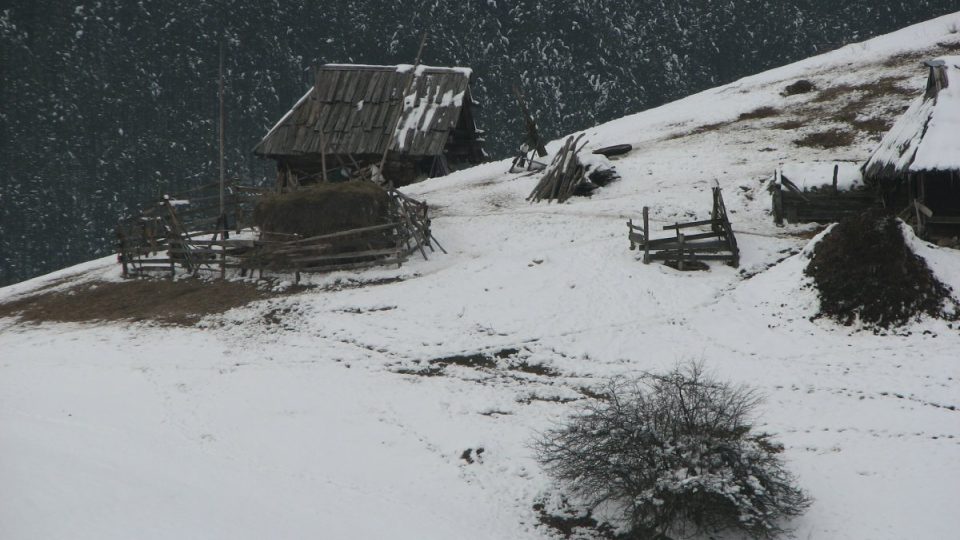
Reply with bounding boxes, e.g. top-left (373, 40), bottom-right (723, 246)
top-left (862, 57), bottom-right (960, 238)
top-left (254, 64), bottom-right (484, 189)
